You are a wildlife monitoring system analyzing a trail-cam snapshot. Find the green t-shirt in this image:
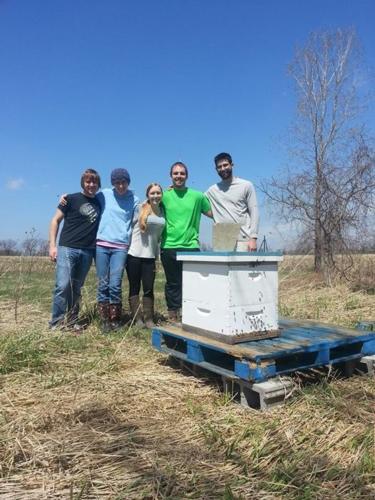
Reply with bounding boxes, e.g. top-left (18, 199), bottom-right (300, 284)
top-left (161, 188), bottom-right (211, 249)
